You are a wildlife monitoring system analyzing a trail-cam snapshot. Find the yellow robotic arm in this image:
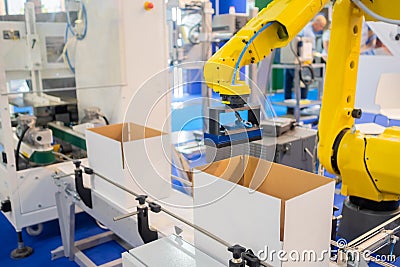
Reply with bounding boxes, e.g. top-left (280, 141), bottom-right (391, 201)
top-left (318, 0), bottom-right (400, 203)
top-left (204, 0), bottom-right (330, 106)
top-left (204, 0), bottom-right (400, 204)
